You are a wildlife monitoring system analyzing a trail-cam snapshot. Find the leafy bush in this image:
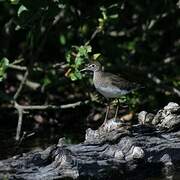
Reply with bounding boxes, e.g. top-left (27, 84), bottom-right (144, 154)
top-left (0, 0), bottom-right (179, 113)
